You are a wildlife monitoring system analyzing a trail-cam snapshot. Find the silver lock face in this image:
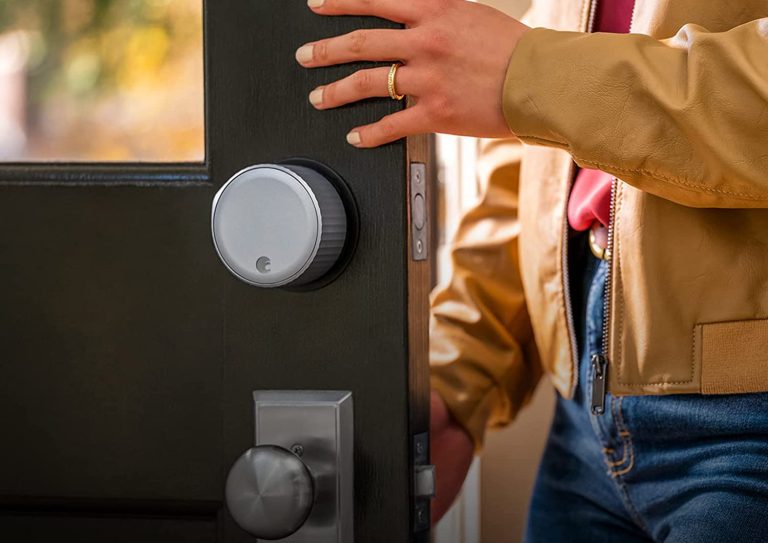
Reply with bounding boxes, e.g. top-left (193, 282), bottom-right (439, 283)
top-left (225, 391), bottom-right (354, 543)
top-left (211, 164), bottom-right (348, 288)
